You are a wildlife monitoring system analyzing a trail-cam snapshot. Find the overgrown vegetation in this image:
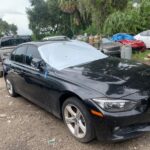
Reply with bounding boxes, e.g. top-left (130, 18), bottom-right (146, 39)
top-left (27, 0), bottom-right (150, 40)
top-left (132, 50), bottom-right (150, 62)
top-left (104, 0), bottom-right (150, 35)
